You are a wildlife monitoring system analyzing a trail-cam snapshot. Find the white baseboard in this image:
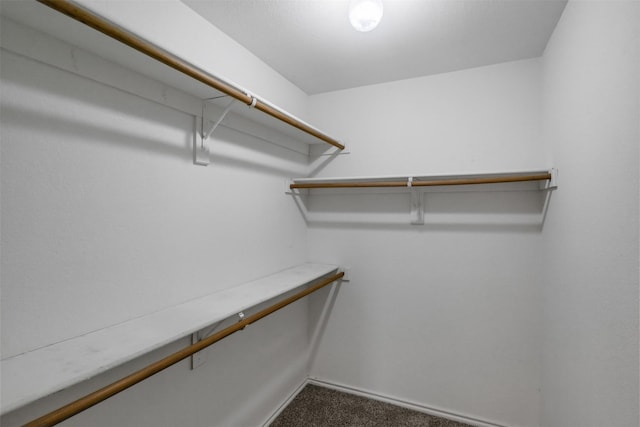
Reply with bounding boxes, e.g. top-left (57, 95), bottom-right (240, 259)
top-left (263, 376), bottom-right (509, 427)
top-left (261, 379), bottom-right (308, 427)
top-left (305, 378), bottom-right (508, 427)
